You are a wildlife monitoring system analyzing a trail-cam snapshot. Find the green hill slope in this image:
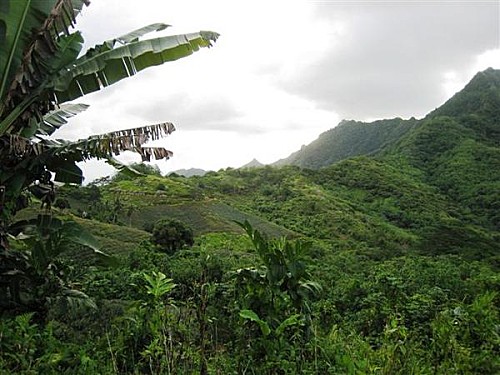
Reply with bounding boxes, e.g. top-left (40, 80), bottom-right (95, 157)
top-left (389, 69), bottom-right (500, 230)
top-left (57, 69), bottom-right (500, 262)
top-left (274, 117), bottom-right (419, 169)
top-left (276, 68), bottom-right (499, 169)
top-left (273, 68), bottom-right (500, 234)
